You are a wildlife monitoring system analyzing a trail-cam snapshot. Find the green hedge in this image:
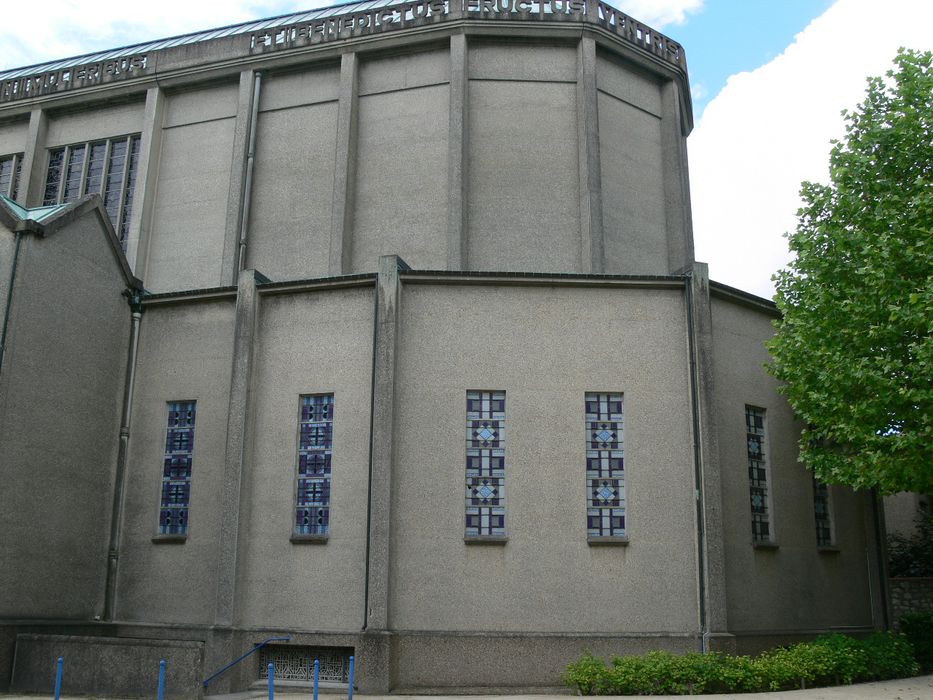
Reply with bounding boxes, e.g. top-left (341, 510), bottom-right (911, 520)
top-left (563, 633), bottom-right (920, 695)
top-left (900, 612), bottom-right (933, 672)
